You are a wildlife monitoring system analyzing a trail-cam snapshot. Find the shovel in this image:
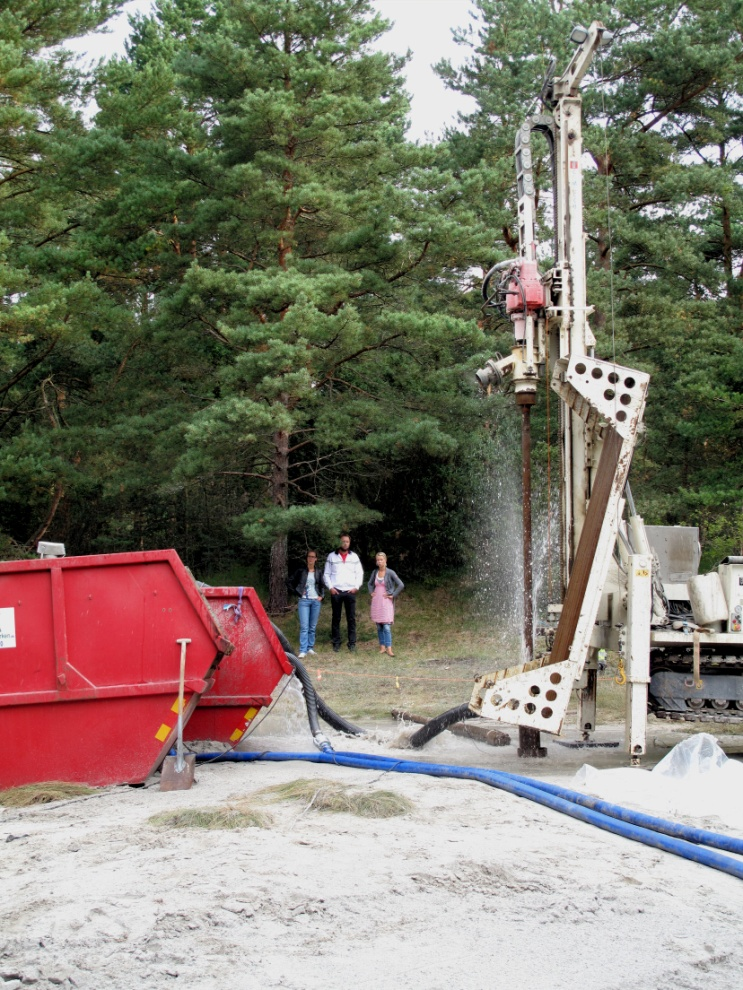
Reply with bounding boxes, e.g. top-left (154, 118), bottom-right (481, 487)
top-left (160, 638), bottom-right (196, 791)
